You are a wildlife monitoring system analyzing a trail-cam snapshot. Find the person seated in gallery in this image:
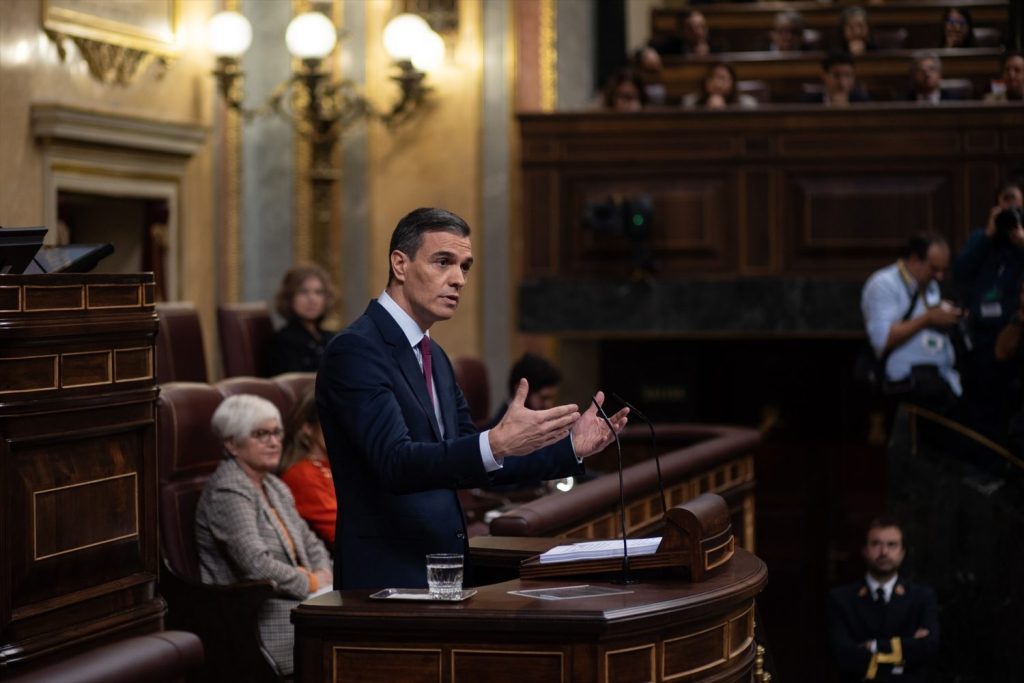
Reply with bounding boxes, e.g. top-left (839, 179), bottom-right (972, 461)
top-left (266, 262), bottom-right (337, 376)
top-left (682, 62), bottom-right (758, 109)
top-left (802, 53), bottom-right (871, 106)
top-left (486, 353), bottom-right (563, 428)
top-left (651, 10), bottom-right (715, 57)
top-left (631, 46), bottom-right (667, 105)
top-left (835, 6), bottom-right (877, 57)
top-left (768, 10), bottom-right (807, 53)
top-left (484, 353), bottom-right (566, 494)
top-left (279, 388), bottom-right (336, 549)
top-left (827, 517), bottom-right (939, 683)
top-left (601, 68), bottom-right (648, 112)
top-left (940, 7), bottom-right (975, 49)
top-left (902, 52), bottom-right (967, 103)
top-left (195, 394), bottom-right (332, 677)
top-left (983, 51), bottom-right (1023, 102)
